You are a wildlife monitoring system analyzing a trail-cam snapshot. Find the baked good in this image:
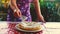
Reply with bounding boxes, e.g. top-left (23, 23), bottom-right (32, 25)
top-left (18, 22), bottom-right (41, 31)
